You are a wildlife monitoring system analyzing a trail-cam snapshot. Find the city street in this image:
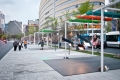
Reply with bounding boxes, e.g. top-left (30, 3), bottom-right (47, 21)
top-left (0, 41), bottom-right (13, 60)
top-left (60, 42), bottom-right (120, 54)
top-left (87, 47), bottom-right (120, 54)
